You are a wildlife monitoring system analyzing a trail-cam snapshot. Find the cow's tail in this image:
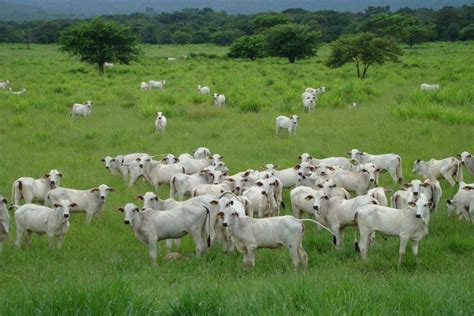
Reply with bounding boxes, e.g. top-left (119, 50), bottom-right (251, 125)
top-left (170, 176), bottom-right (177, 199)
top-left (396, 156), bottom-right (403, 183)
top-left (204, 206), bottom-right (211, 248)
top-left (455, 158), bottom-right (463, 183)
top-left (298, 218), bottom-right (334, 236)
top-left (11, 180), bottom-right (22, 206)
